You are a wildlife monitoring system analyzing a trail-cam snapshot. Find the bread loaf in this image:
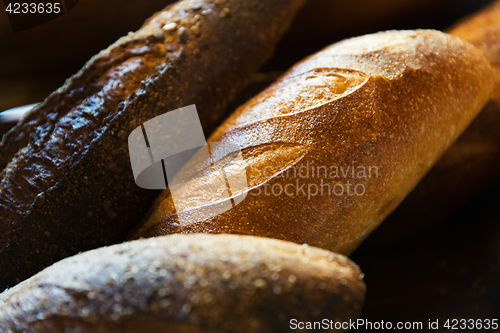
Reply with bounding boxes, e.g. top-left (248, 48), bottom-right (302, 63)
top-left (365, 0), bottom-right (500, 247)
top-left (0, 0), bottom-right (307, 290)
top-left (129, 30), bottom-right (493, 255)
top-left (0, 234), bottom-right (365, 333)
